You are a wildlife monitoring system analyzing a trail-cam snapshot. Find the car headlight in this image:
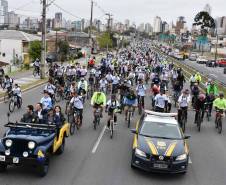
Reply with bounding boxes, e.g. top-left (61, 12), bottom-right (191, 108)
top-left (135, 148), bottom-right (147, 158)
top-left (28, 141), bottom-right (35, 149)
top-left (176, 153), bottom-right (187, 161)
top-left (5, 139), bottom-right (13, 147)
